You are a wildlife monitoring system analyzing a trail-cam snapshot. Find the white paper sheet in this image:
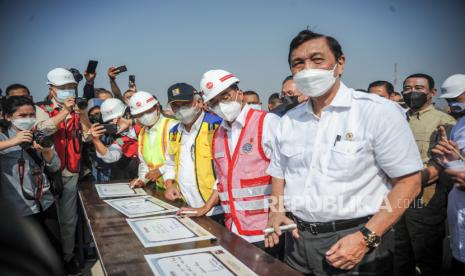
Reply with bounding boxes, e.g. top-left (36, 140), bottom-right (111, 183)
top-left (144, 246), bottom-right (257, 276)
top-left (95, 183), bottom-right (147, 198)
top-left (127, 215), bottom-right (215, 248)
top-left (104, 196), bottom-right (179, 217)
